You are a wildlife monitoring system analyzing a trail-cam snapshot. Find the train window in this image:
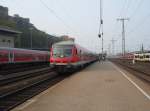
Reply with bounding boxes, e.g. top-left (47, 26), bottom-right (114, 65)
top-left (0, 54), bottom-right (3, 57)
top-left (135, 56), bottom-right (138, 58)
top-left (14, 52), bottom-right (24, 58)
top-left (146, 55), bottom-right (150, 58)
top-left (140, 56), bottom-right (143, 59)
top-left (14, 53), bottom-right (19, 58)
top-left (75, 48), bottom-right (78, 55)
top-left (79, 50), bottom-right (82, 57)
top-left (0, 53), bottom-right (8, 58)
top-left (8, 40), bottom-right (11, 42)
top-left (80, 50), bottom-right (81, 53)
